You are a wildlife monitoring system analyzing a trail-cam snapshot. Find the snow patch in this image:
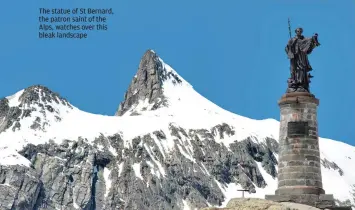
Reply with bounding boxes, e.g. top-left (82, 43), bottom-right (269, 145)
top-left (73, 200), bottom-right (80, 209)
top-left (97, 144), bottom-right (104, 151)
top-left (0, 148), bottom-right (30, 167)
top-left (182, 200), bottom-right (190, 210)
top-left (151, 135), bottom-right (166, 159)
top-left (200, 163), bottom-right (210, 175)
top-left (118, 162), bottom-right (124, 176)
top-left (132, 163), bottom-right (143, 180)
top-left (144, 144), bottom-right (166, 177)
top-left (319, 137), bottom-right (355, 204)
top-left (220, 182), bottom-right (242, 207)
top-left (103, 168), bottom-right (111, 197)
top-left (108, 145), bottom-right (117, 156)
top-left (5, 89), bottom-right (24, 107)
top-left (254, 162), bottom-right (277, 196)
top-left (177, 144), bottom-right (194, 162)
